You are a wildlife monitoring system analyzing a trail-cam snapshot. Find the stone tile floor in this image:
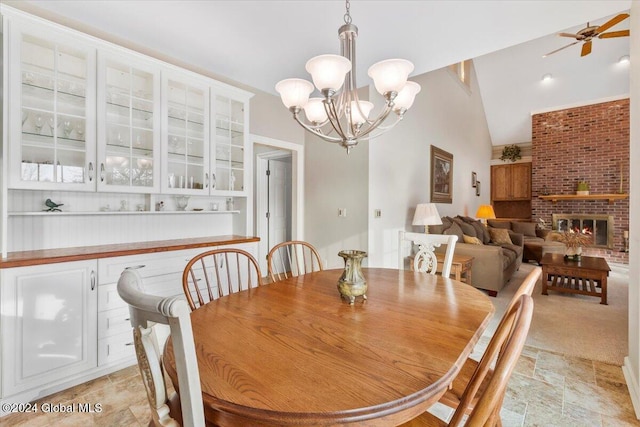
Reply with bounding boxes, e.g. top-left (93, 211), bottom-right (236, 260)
top-left (1, 344), bottom-right (639, 426)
